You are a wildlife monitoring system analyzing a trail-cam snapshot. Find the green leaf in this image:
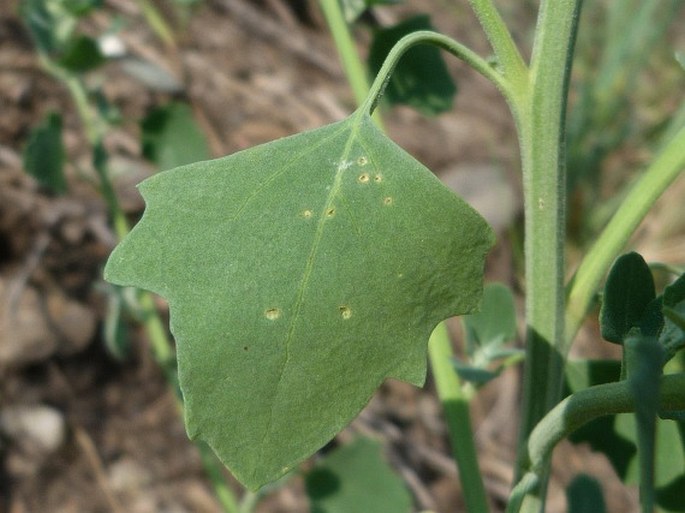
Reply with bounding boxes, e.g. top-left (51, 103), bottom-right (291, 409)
top-left (103, 285), bottom-right (131, 360)
top-left (339, 0), bottom-right (401, 23)
top-left (454, 283), bottom-right (519, 386)
top-left (664, 273), bottom-right (685, 309)
top-left (23, 112), bottom-right (67, 194)
top-left (368, 15), bottom-right (457, 115)
top-left (566, 474), bottom-right (606, 513)
top-left (57, 35), bottom-right (105, 72)
top-left (62, 0), bottom-right (103, 16)
top-left (659, 273), bottom-right (685, 362)
top-left (141, 102), bottom-right (211, 171)
top-left (462, 282), bottom-right (517, 357)
top-left (600, 252), bottom-right (657, 344)
top-left (105, 110), bottom-right (494, 489)
top-left (615, 414), bottom-right (685, 488)
top-left (20, 0), bottom-right (60, 53)
top-left (452, 360), bottom-right (500, 385)
top-left (305, 438), bottom-right (412, 513)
